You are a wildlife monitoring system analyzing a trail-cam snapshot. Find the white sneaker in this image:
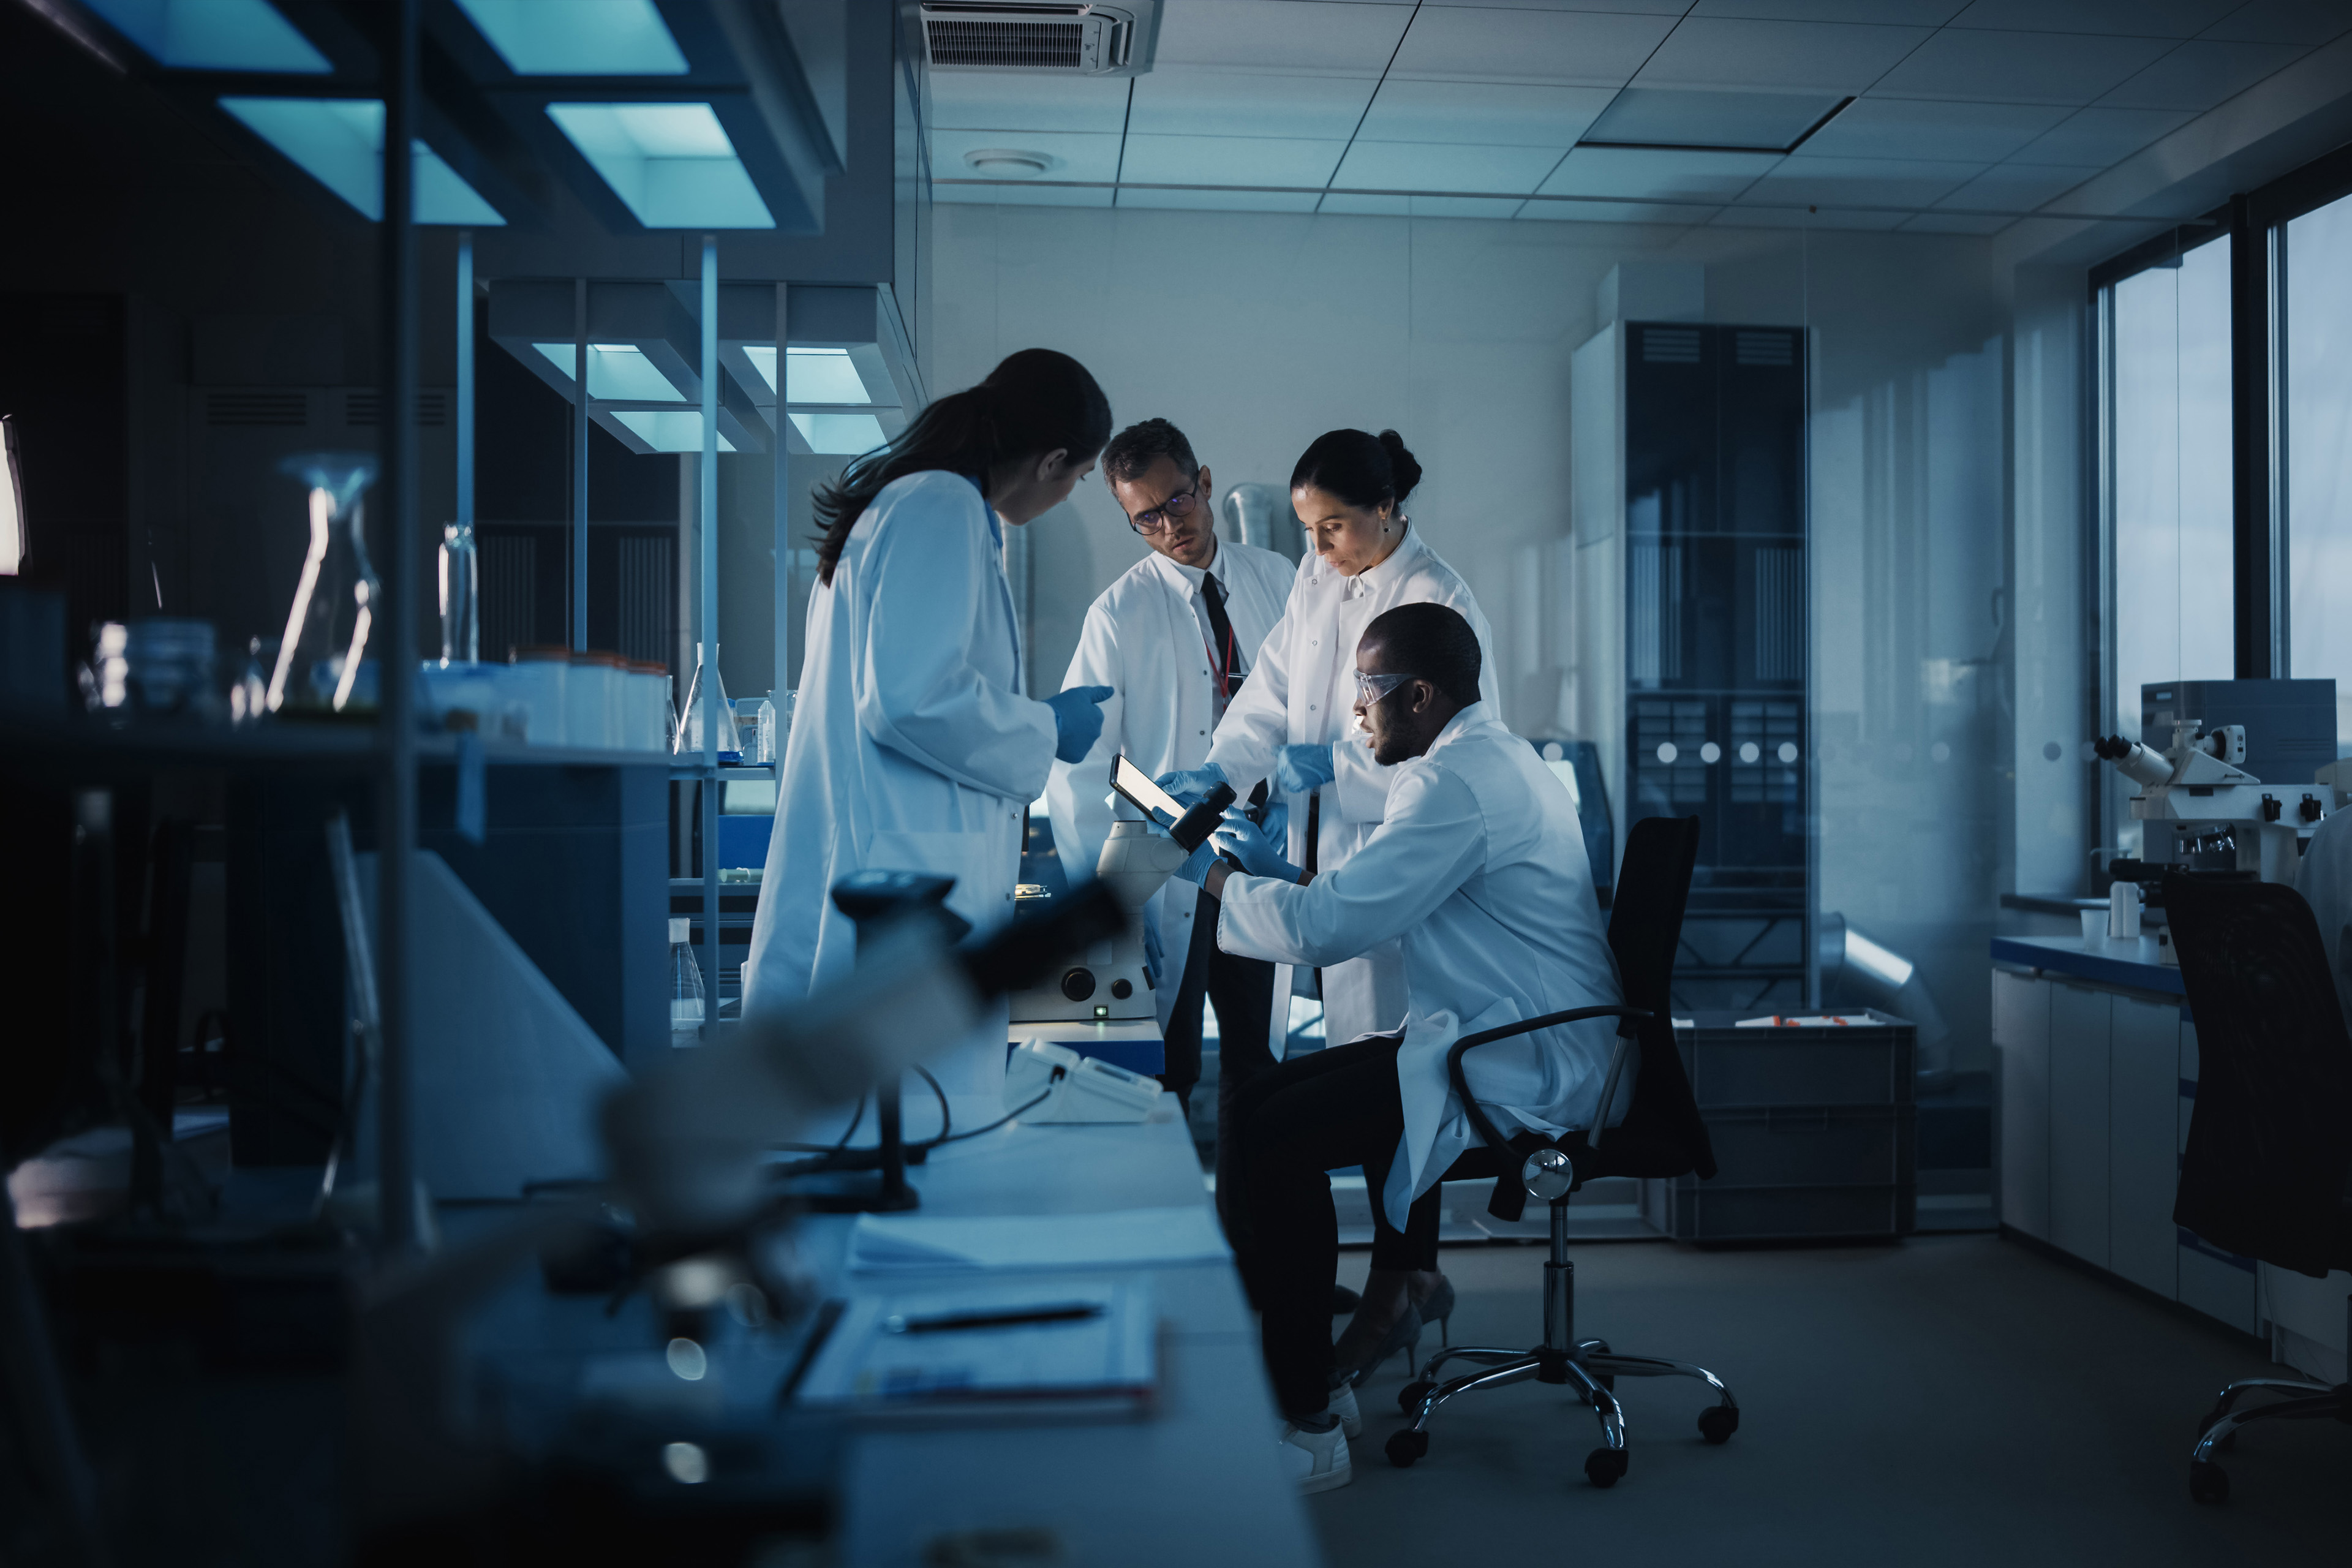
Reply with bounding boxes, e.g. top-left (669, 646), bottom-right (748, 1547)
top-left (1278, 1419), bottom-right (1354, 1494)
top-left (1327, 1380), bottom-right (1363, 1439)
